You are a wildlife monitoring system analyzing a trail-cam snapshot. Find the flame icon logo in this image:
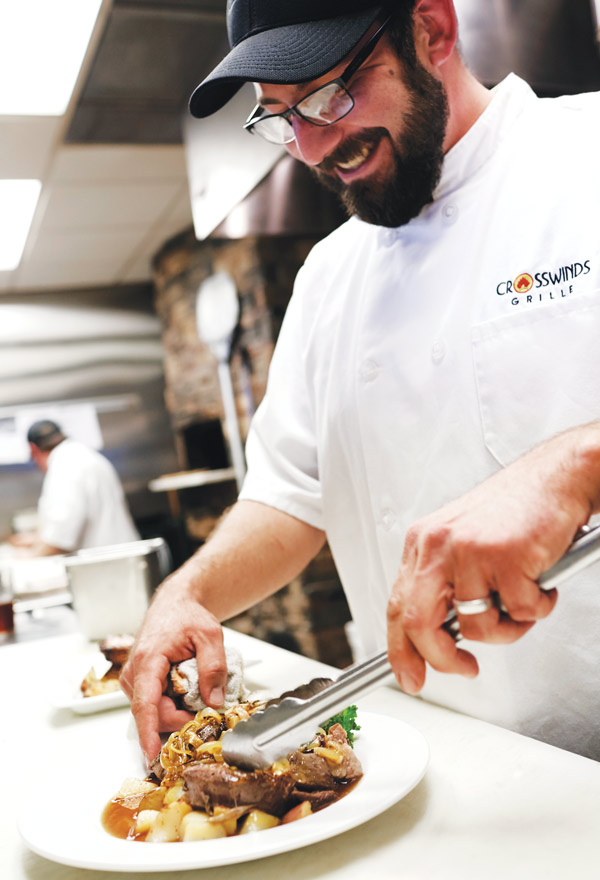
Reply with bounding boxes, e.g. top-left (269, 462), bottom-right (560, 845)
top-left (514, 273), bottom-right (534, 293)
